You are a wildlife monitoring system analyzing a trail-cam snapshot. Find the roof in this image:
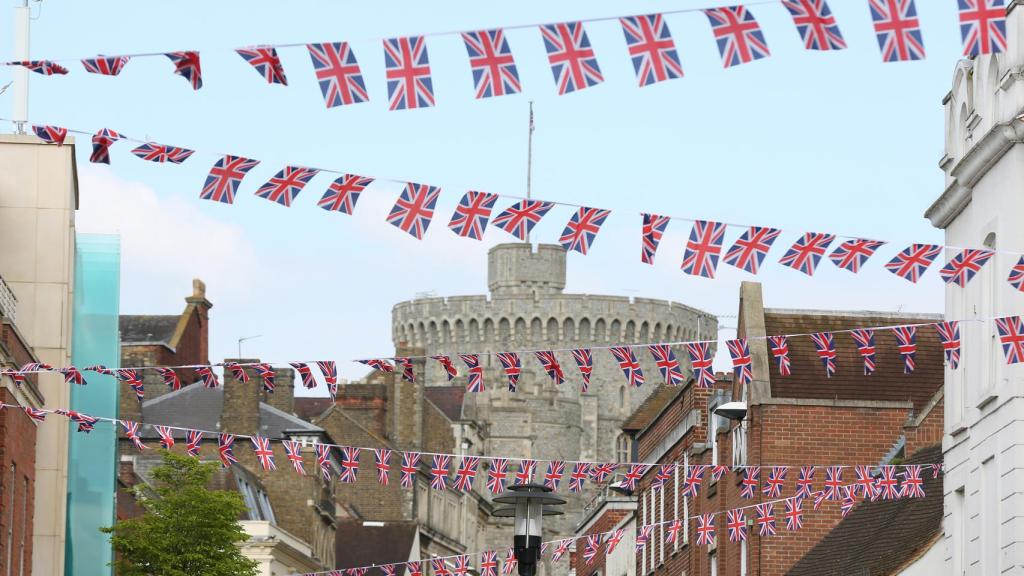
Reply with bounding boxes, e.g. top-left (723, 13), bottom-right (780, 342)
top-left (138, 383), bottom-right (323, 438)
top-left (762, 309), bottom-right (944, 412)
top-left (294, 397), bottom-right (335, 421)
top-left (621, 384), bottom-right (685, 434)
top-left (423, 386), bottom-right (466, 421)
top-left (335, 520), bottom-right (418, 569)
top-left (786, 444), bottom-right (943, 576)
top-left (120, 315), bottom-right (179, 345)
